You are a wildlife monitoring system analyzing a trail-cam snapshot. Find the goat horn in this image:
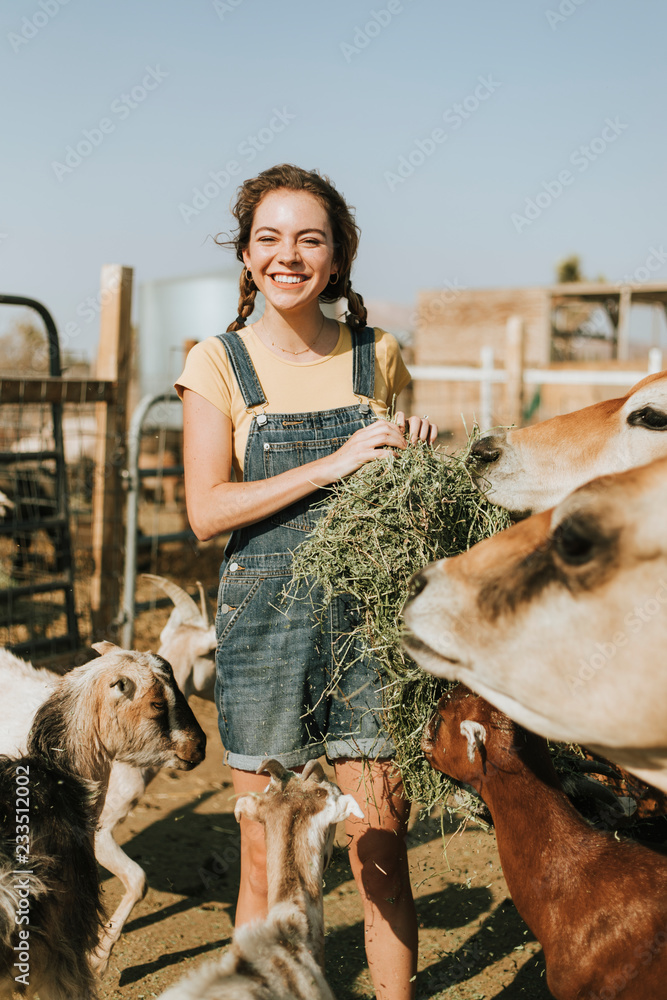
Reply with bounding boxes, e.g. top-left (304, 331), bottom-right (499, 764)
top-left (141, 574), bottom-right (203, 624)
top-left (302, 759), bottom-right (326, 782)
top-left (196, 580), bottom-right (209, 627)
top-left (257, 758), bottom-right (289, 783)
